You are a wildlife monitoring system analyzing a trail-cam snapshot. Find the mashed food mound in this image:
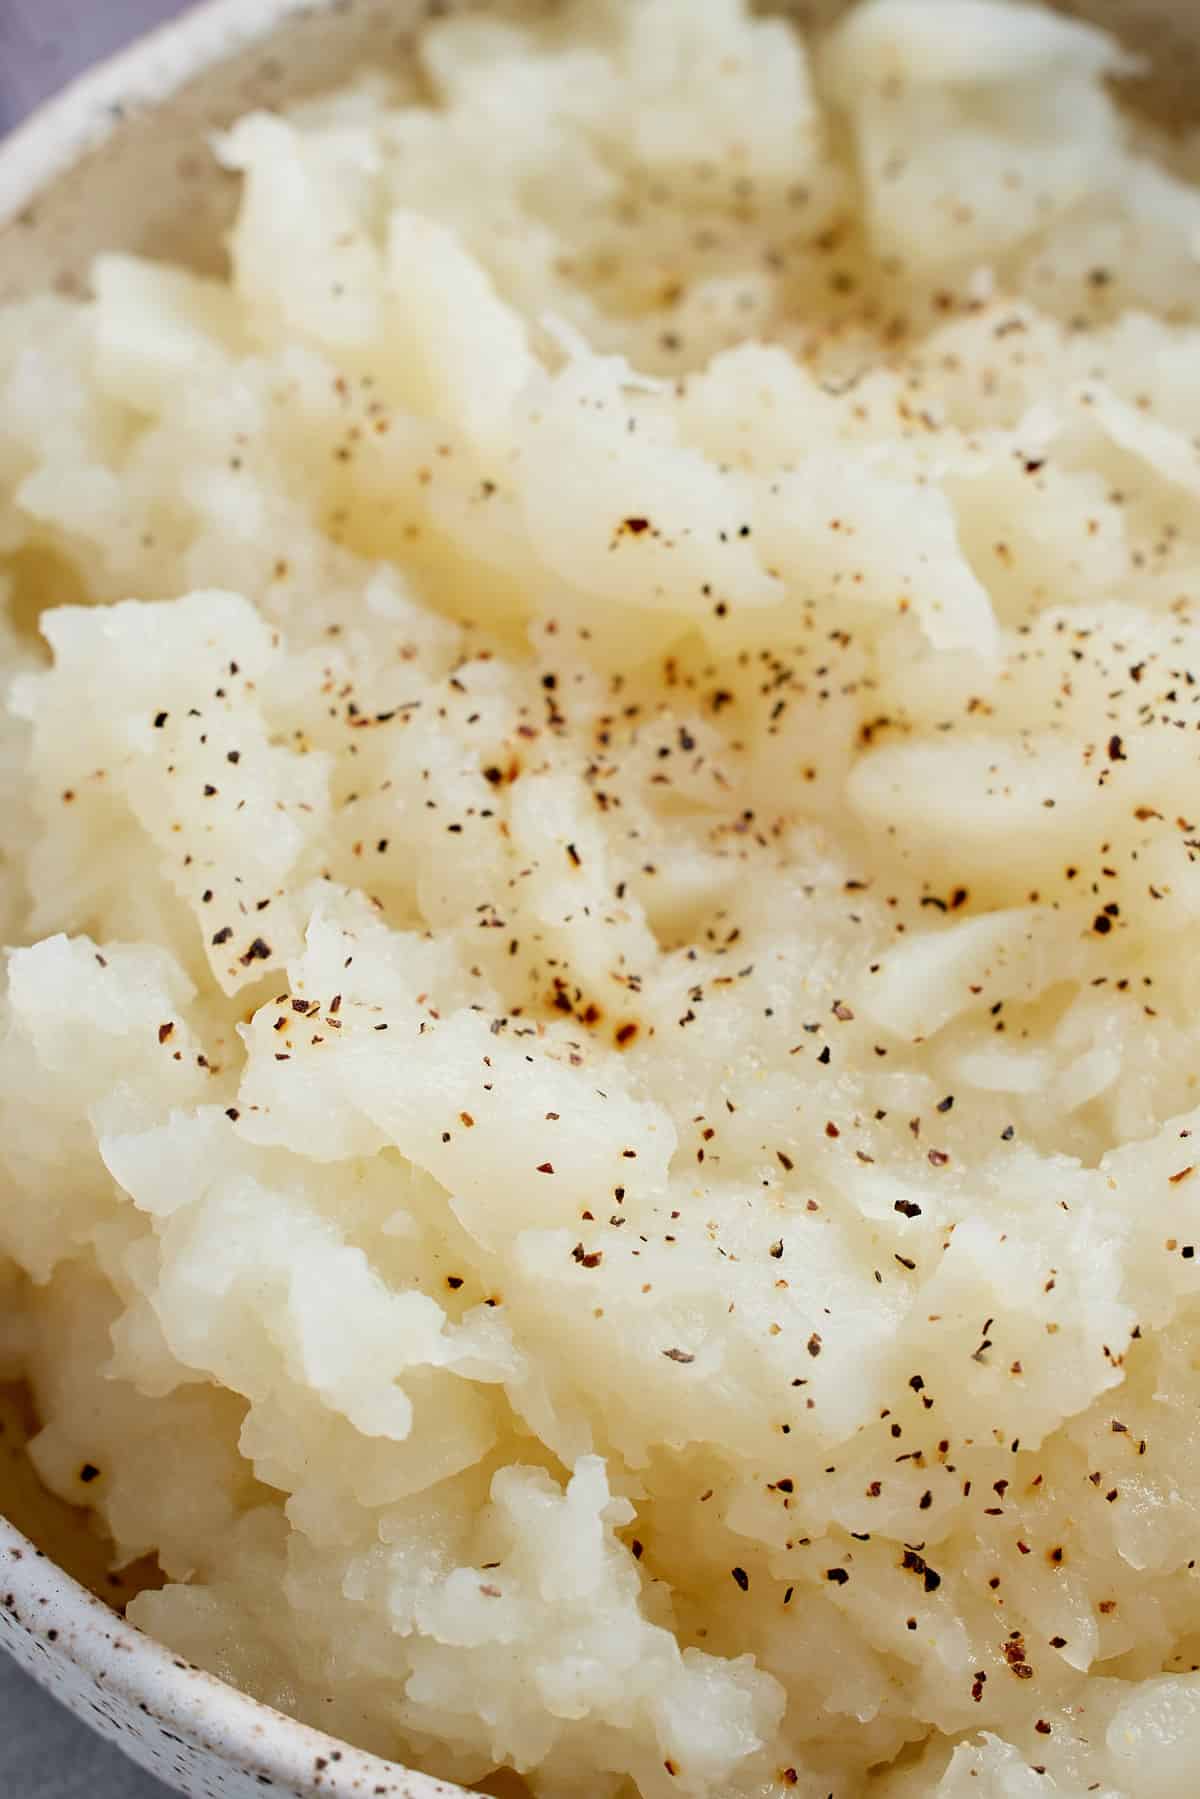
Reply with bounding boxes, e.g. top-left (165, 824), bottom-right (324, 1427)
top-left (7, 2), bottom-right (1200, 1793)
